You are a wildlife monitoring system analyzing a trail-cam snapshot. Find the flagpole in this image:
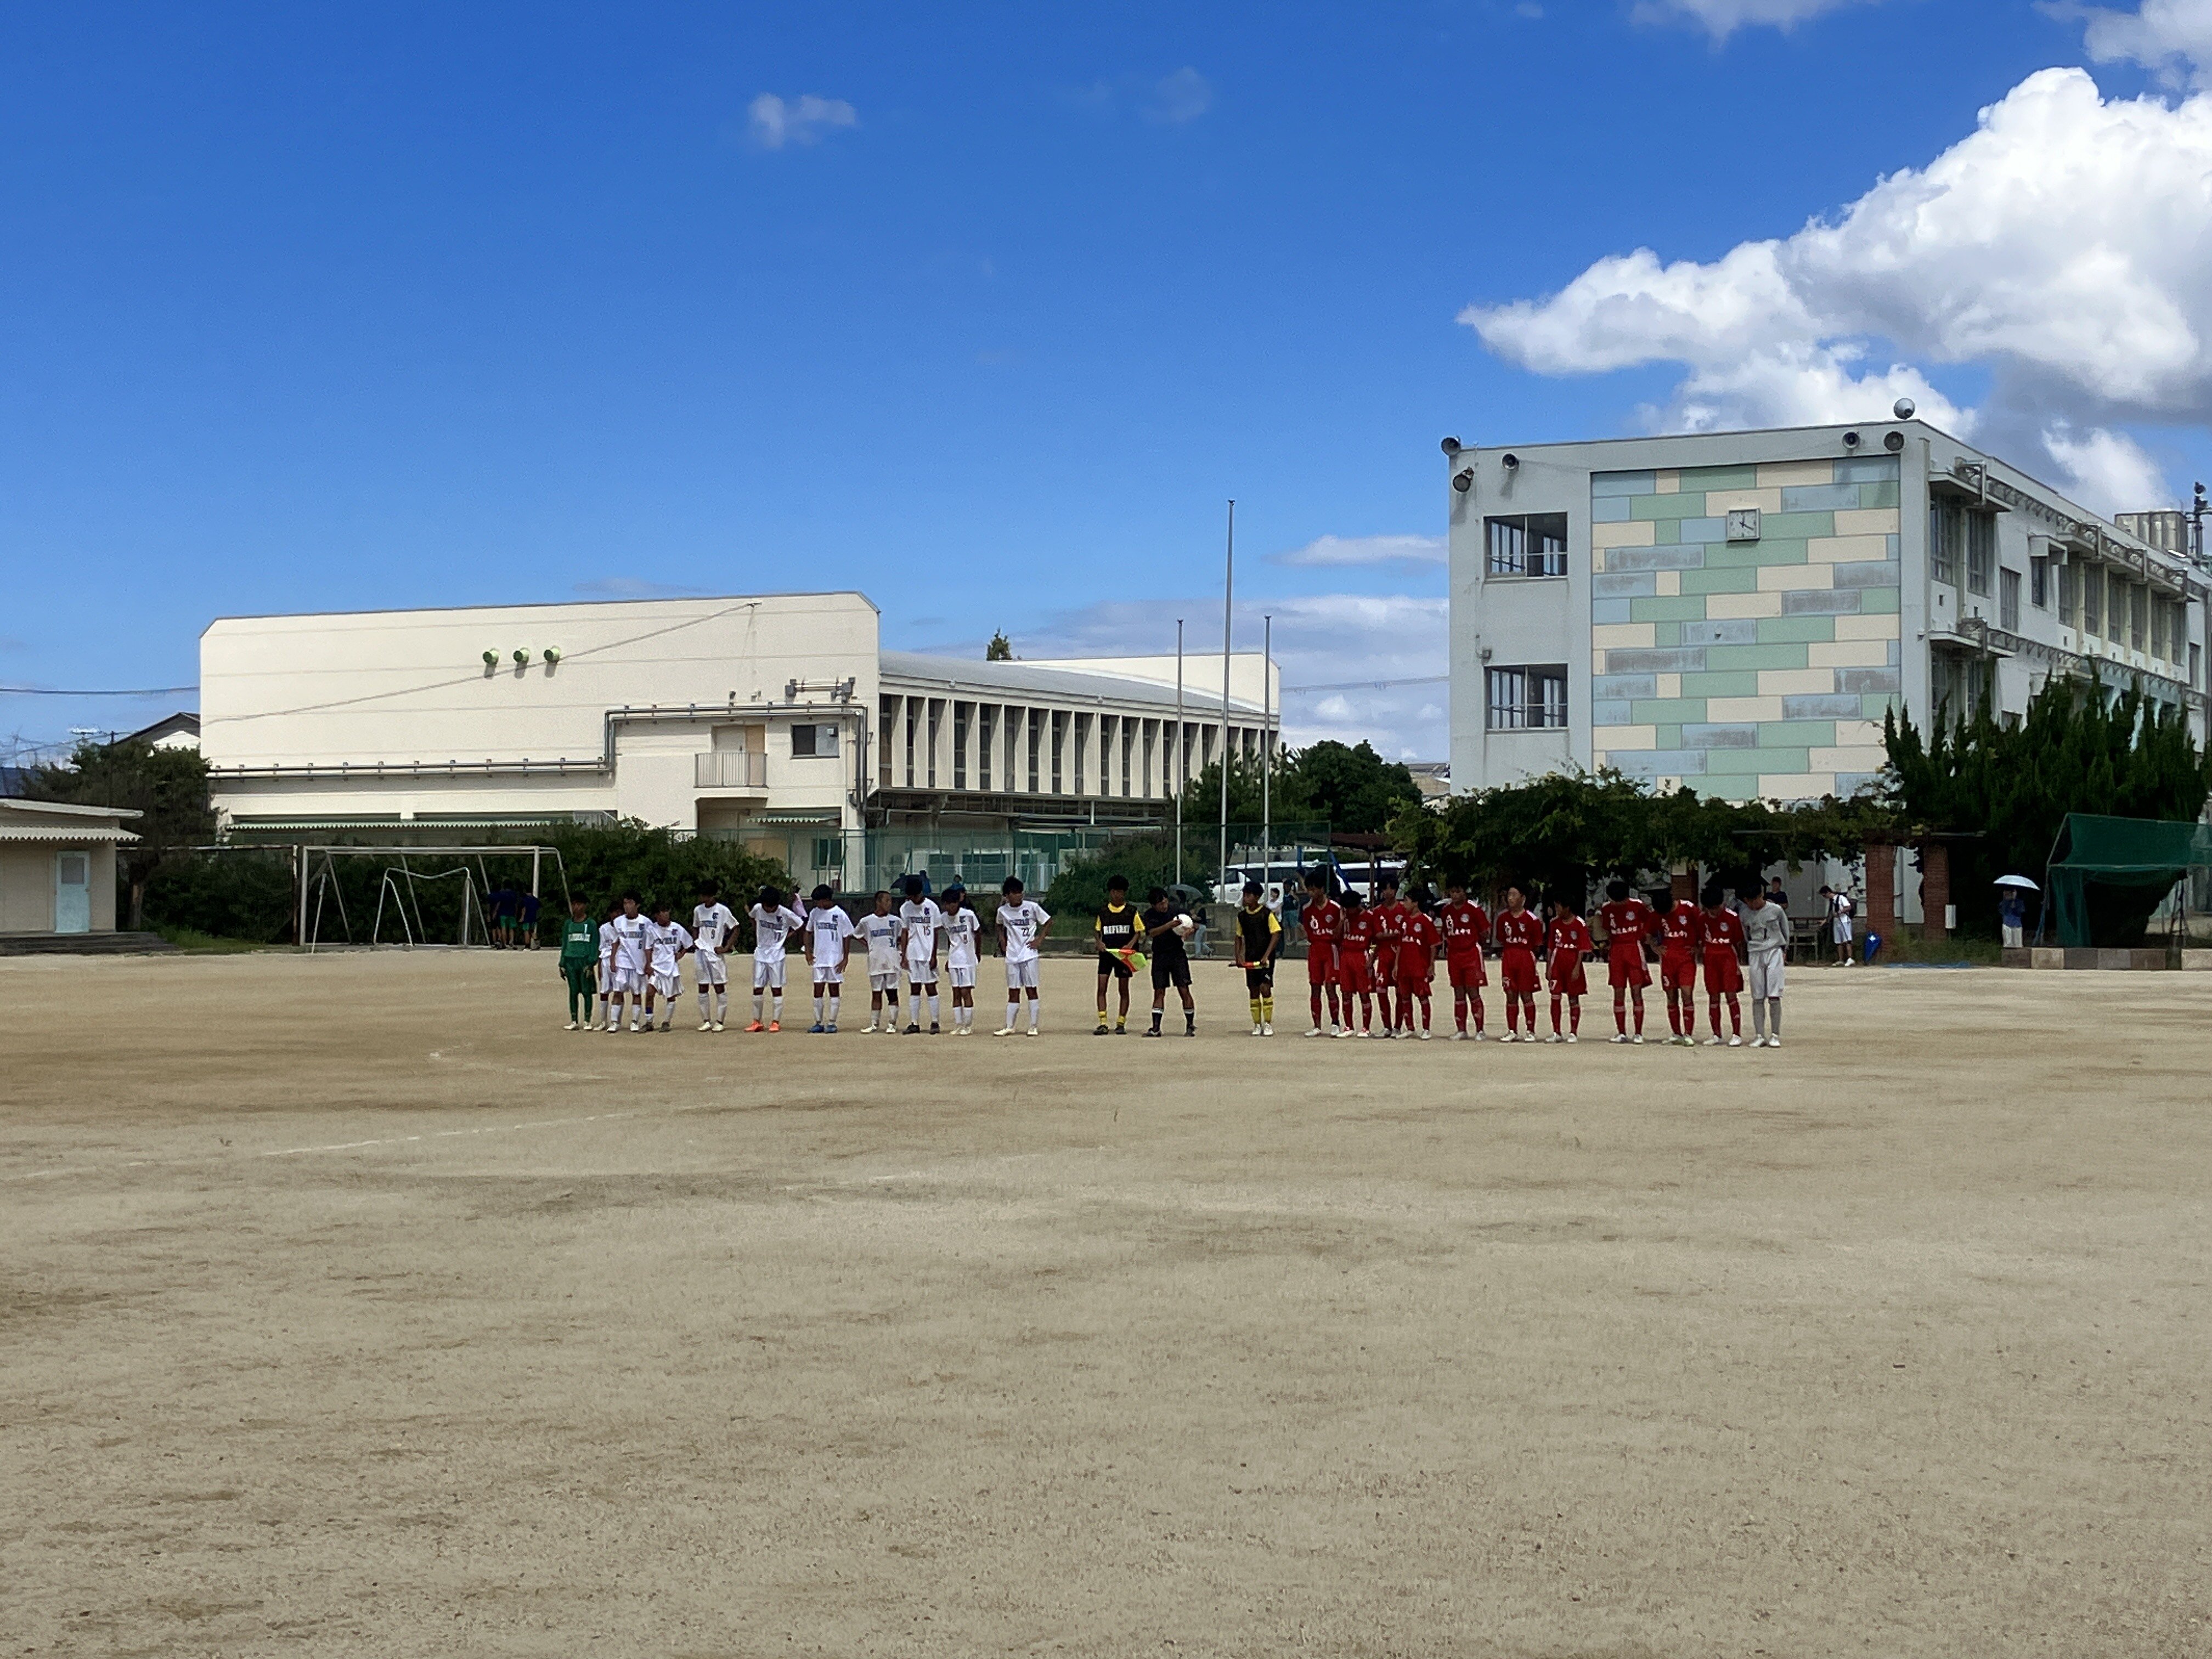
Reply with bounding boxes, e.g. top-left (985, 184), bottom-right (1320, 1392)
top-left (1220, 500), bottom-right (1234, 904)
top-left (1261, 612), bottom-right (1272, 866)
top-left (1174, 618), bottom-right (1184, 888)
